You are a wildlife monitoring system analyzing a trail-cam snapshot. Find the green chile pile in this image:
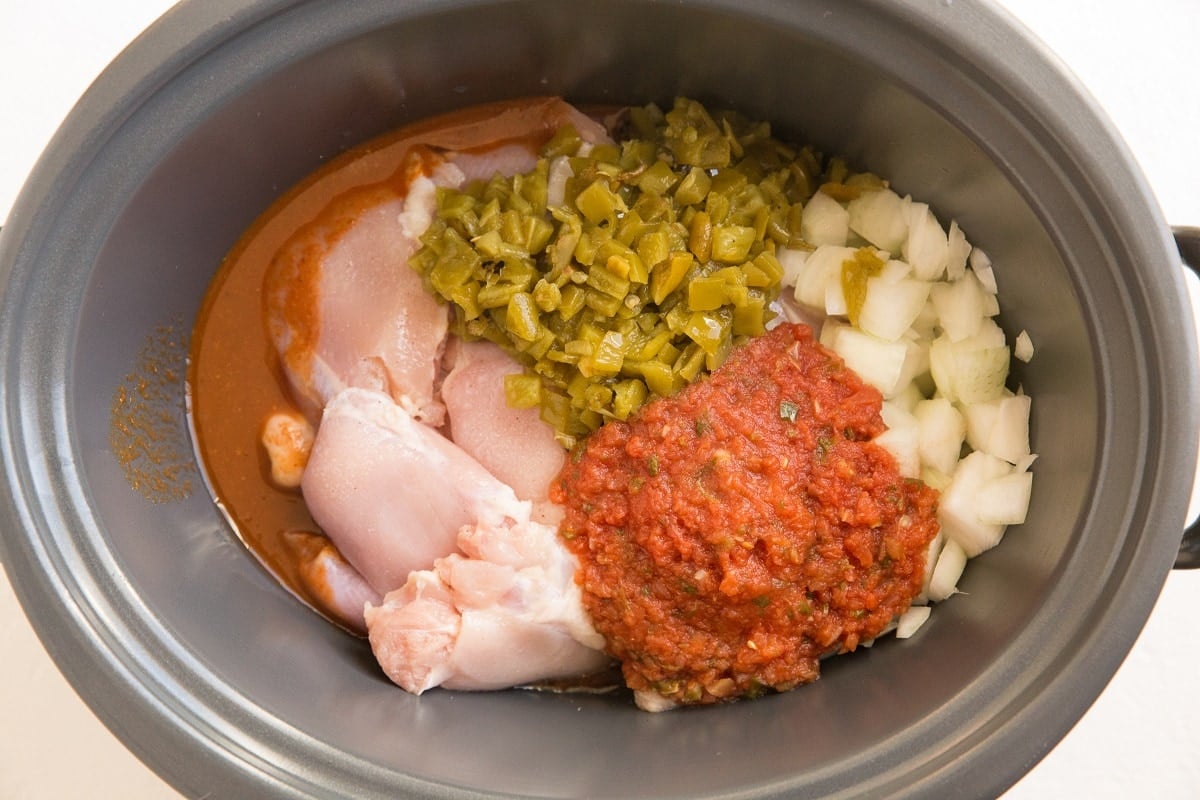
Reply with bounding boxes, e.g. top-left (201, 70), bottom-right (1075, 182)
top-left (410, 97), bottom-right (881, 447)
